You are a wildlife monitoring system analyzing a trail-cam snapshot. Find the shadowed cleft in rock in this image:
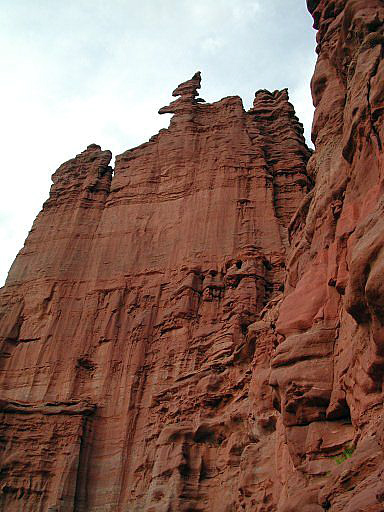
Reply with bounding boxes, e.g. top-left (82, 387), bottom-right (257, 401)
top-left (0, 1), bottom-right (384, 509)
